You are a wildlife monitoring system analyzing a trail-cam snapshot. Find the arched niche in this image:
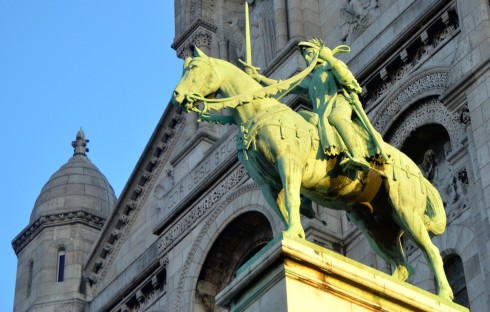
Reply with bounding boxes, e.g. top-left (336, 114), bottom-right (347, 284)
top-left (193, 211), bottom-right (273, 312)
top-left (174, 184), bottom-right (283, 312)
top-left (384, 97), bottom-right (465, 156)
top-left (372, 66), bottom-right (450, 135)
top-left (385, 97), bottom-right (467, 210)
